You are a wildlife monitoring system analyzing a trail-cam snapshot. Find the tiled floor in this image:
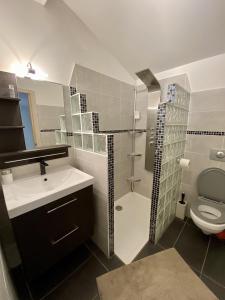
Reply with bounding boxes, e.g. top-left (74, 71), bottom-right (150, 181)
top-left (24, 218), bottom-right (225, 300)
